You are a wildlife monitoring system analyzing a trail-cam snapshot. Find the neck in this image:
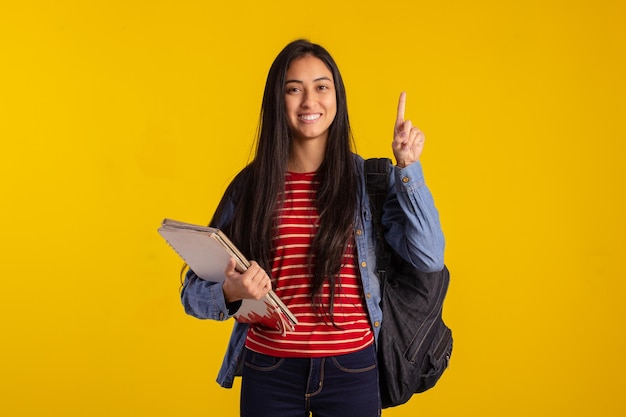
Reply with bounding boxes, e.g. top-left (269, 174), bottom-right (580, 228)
top-left (288, 138), bottom-right (326, 173)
